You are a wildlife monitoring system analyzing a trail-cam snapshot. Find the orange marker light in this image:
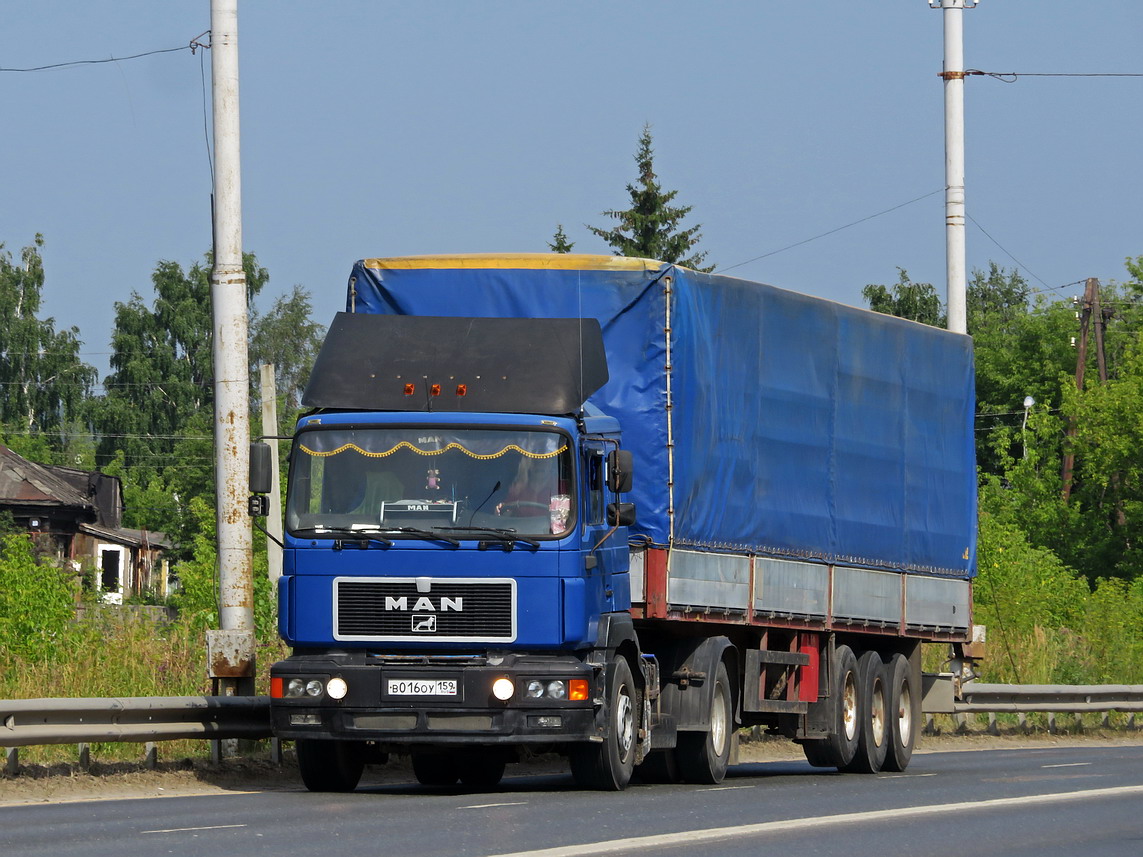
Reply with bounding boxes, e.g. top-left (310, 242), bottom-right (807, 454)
top-left (568, 679), bottom-right (590, 701)
top-left (430, 383), bottom-right (442, 397)
top-left (456, 384), bottom-right (467, 397)
top-left (403, 383), bottom-right (416, 396)
top-left (270, 677), bottom-right (284, 699)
